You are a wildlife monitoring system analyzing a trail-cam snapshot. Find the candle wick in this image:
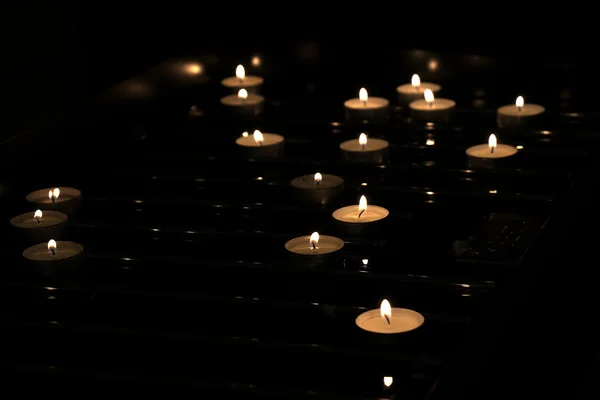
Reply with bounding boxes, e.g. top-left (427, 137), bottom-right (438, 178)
top-left (517, 106), bottom-right (522, 112)
top-left (358, 209), bottom-right (365, 218)
top-left (414, 85), bottom-right (419, 92)
top-left (491, 146), bottom-right (495, 154)
top-left (312, 242), bottom-right (316, 250)
top-left (428, 102), bottom-right (433, 109)
top-left (51, 248), bottom-right (55, 256)
top-left (316, 180), bottom-right (320, 186)
top-left (35, 218), bottom-right (40, 225)
top-left (384, 315), bottom-right (390, 325)
top-left (239, 78), bottom-right (244, 84)
top-left (51, 197), bottom-right (56, 204)
top-left (258, 141), bottom-right (263, 146)
top-left (362, 100), bottom-right (367, 107)
top-left (361, 144), bottom-right (365, 151)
